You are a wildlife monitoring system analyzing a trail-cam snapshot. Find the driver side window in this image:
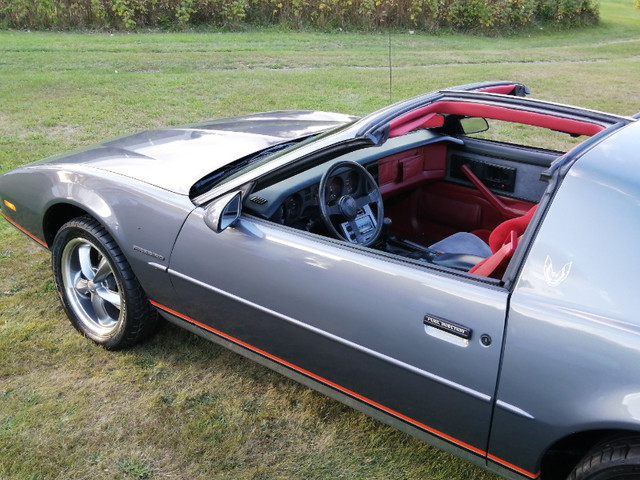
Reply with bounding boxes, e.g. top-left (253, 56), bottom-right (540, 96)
top-left (246, 127), bottom-right (549, 280)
